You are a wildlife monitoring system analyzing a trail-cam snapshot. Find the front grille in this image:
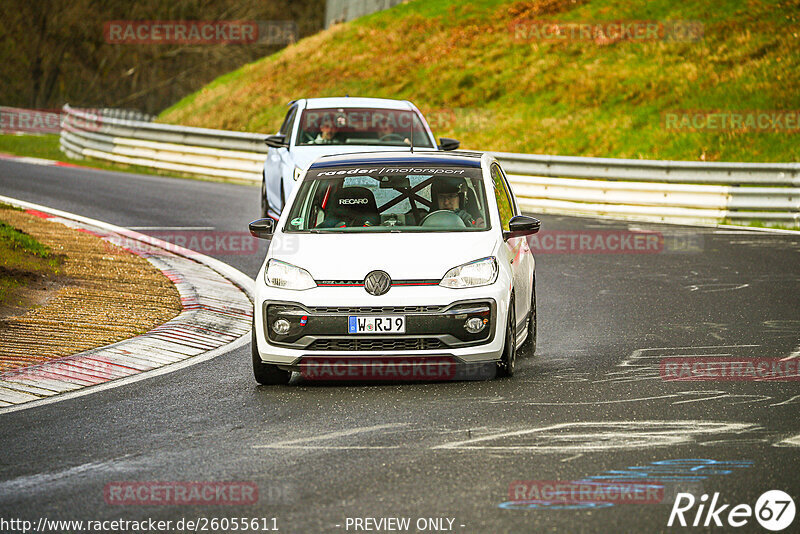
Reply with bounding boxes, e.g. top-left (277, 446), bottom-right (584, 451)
top-left (307, 338), bottom-right (447, 351)
top-left (309, 305), bottom-right (443, 314)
